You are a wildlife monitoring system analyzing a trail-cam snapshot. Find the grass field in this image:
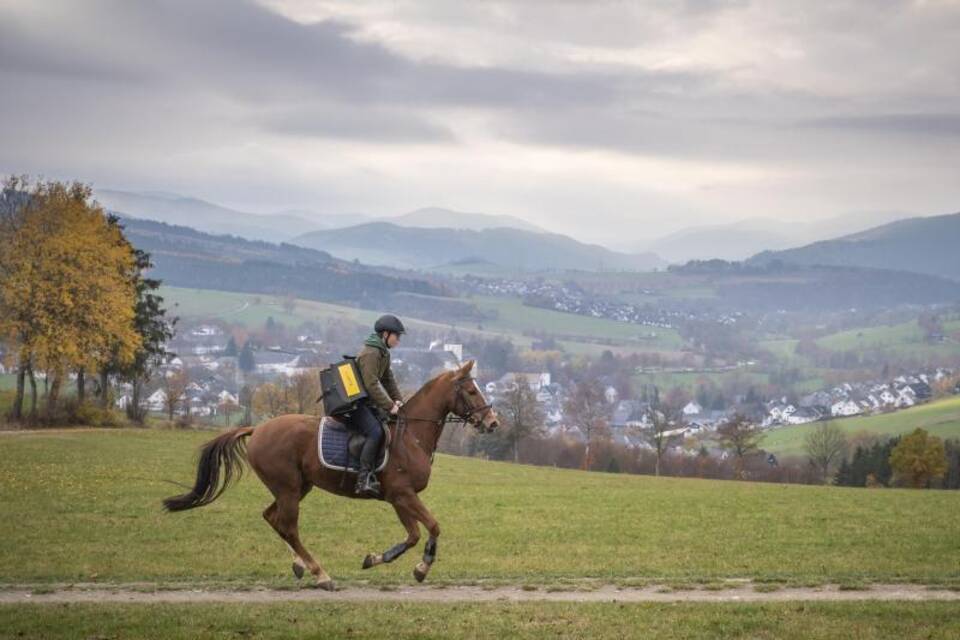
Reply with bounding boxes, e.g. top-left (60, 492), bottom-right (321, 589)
top-left (161, 286), bottom-right (688, 356)
top-left (3, 601), bottom-right (960, 639)
top-left (761, 396), bottom-right (960, 456)
top-left (1, 428), bottom-right (958, 586)
top-left (815, 318), bottom-right (960, 359)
